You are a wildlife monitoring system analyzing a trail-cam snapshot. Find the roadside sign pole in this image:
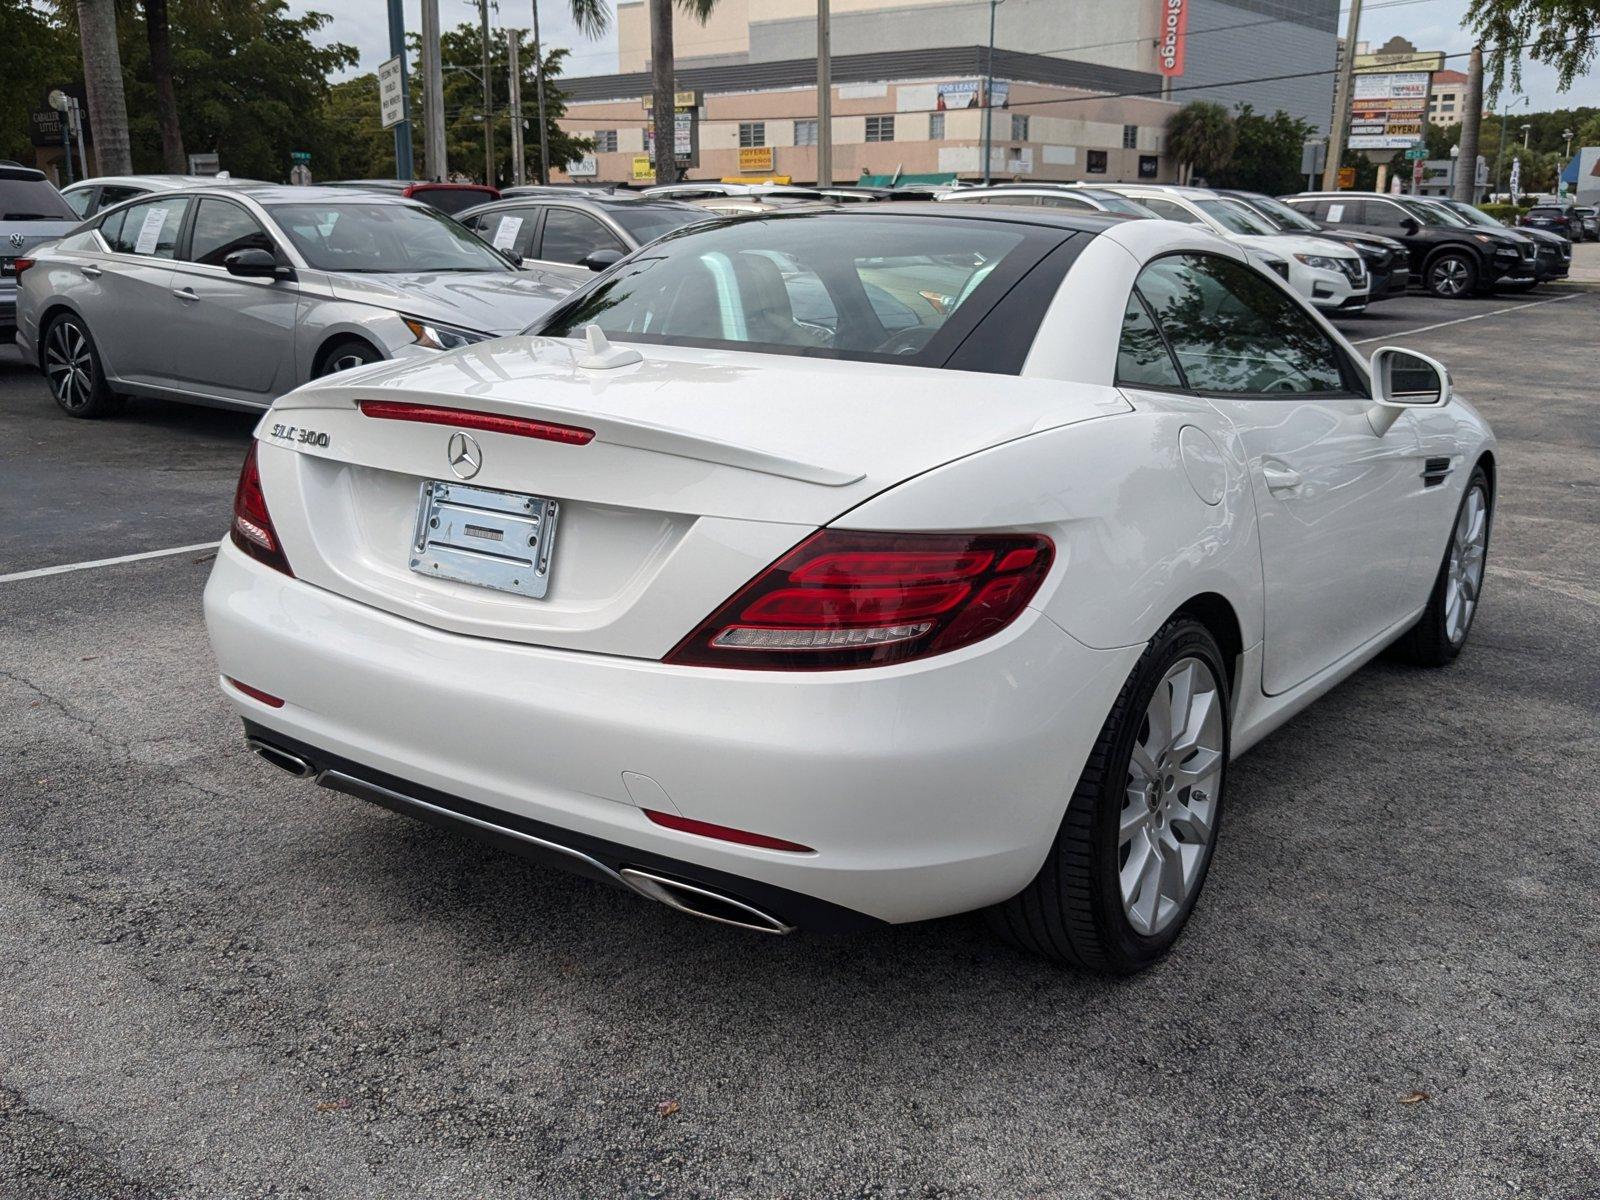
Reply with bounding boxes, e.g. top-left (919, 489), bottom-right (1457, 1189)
top-left (1322, 0), bottom-right (1362, 191)
top-left (387, 0), bottom-right (414, 180)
